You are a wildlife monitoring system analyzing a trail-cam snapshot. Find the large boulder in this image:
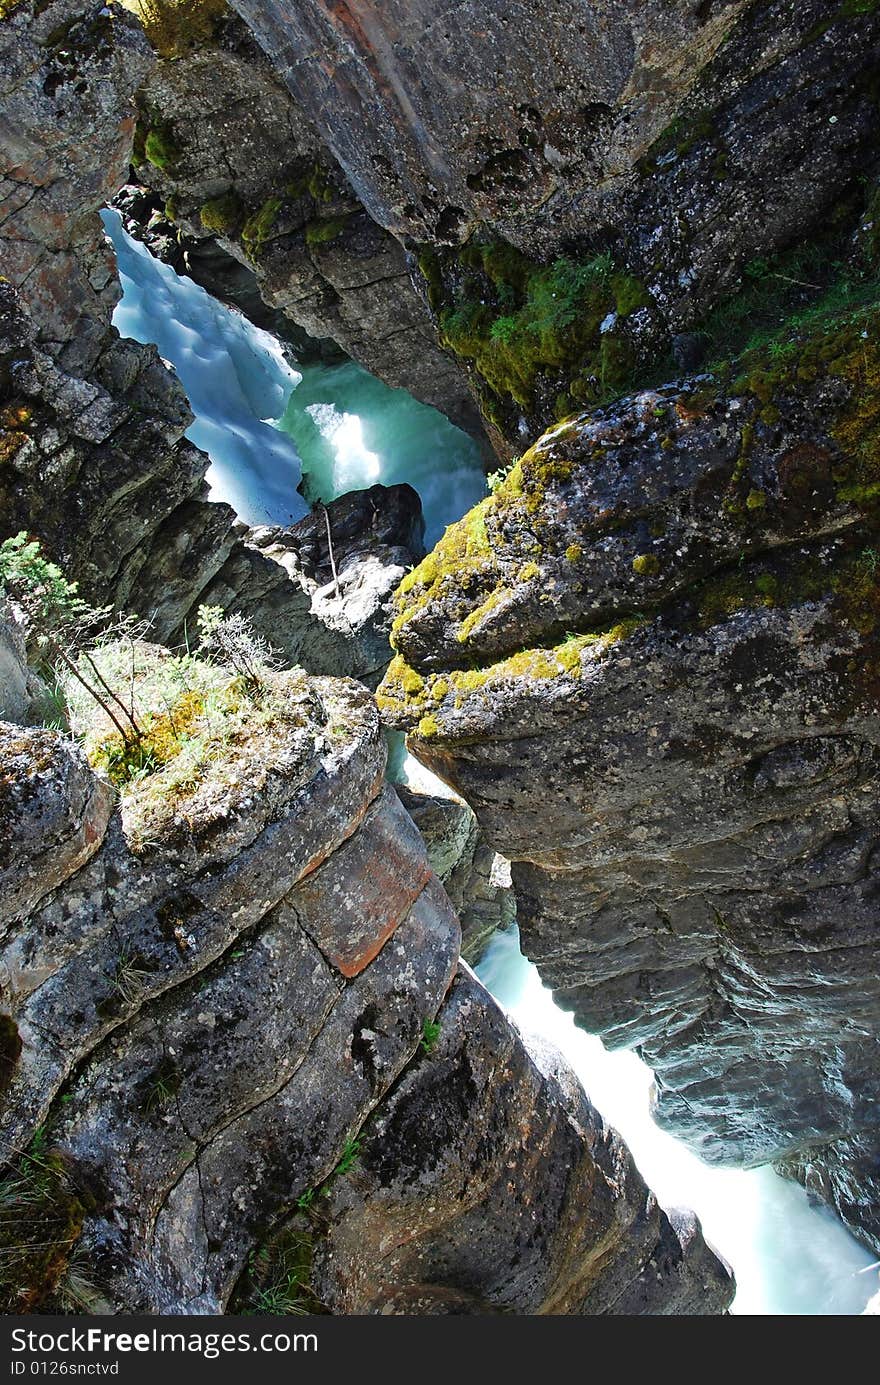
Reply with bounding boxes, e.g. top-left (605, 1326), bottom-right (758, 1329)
top-left (0, 641), bottom-right (732, 1314)
top-left (379, 294), bottom-right (880, 1250)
